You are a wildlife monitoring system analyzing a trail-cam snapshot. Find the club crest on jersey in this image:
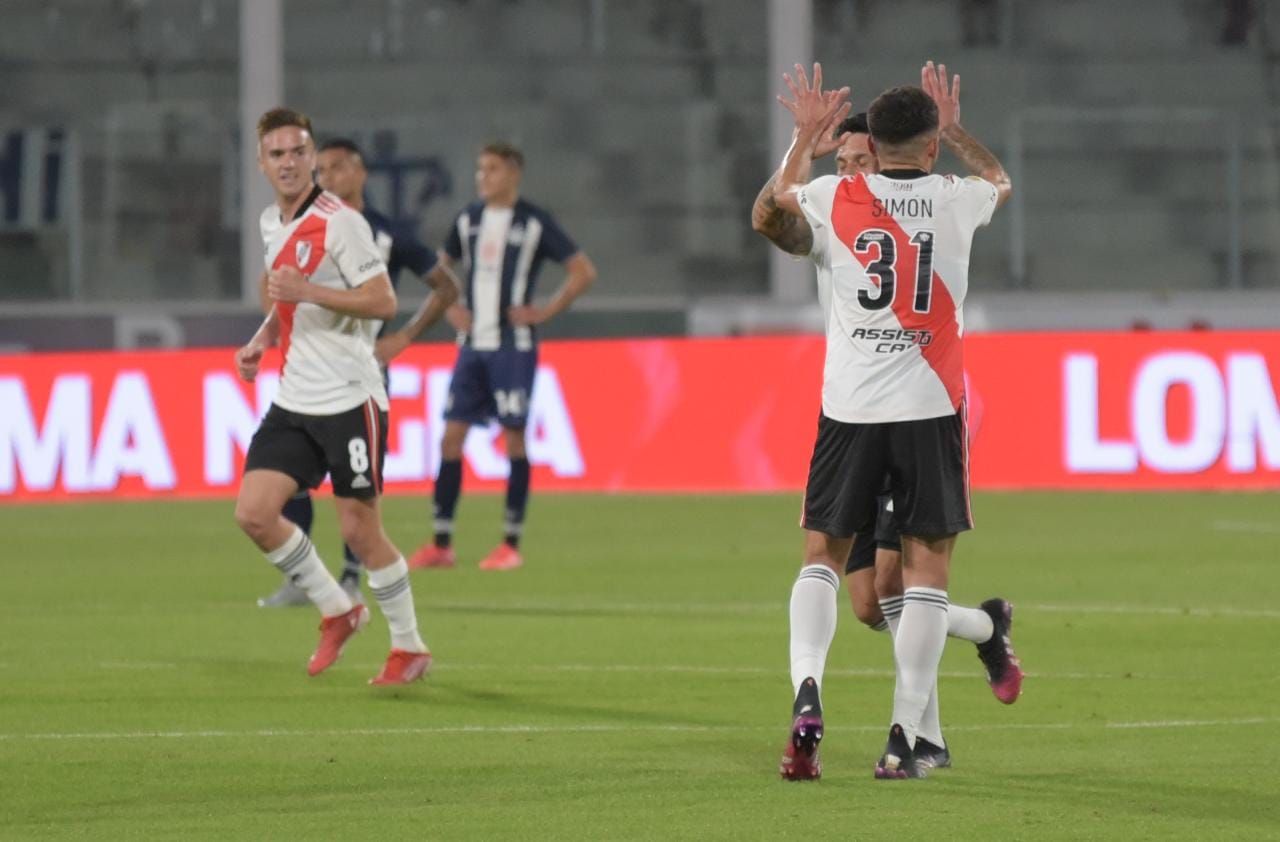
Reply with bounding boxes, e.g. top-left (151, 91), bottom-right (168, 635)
top-left (295, 240), bottom-right (312, 267)
top-left (507, 223), bottom-right (526, 247)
